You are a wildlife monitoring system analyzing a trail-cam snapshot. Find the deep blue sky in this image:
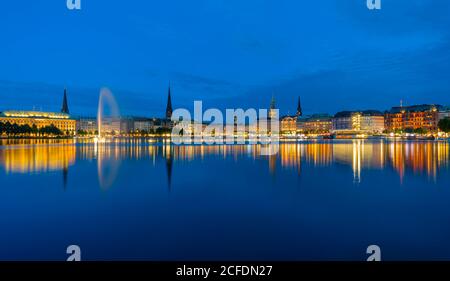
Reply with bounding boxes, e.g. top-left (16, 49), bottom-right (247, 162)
top-left (1, 0), bottom-right (449, 117)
